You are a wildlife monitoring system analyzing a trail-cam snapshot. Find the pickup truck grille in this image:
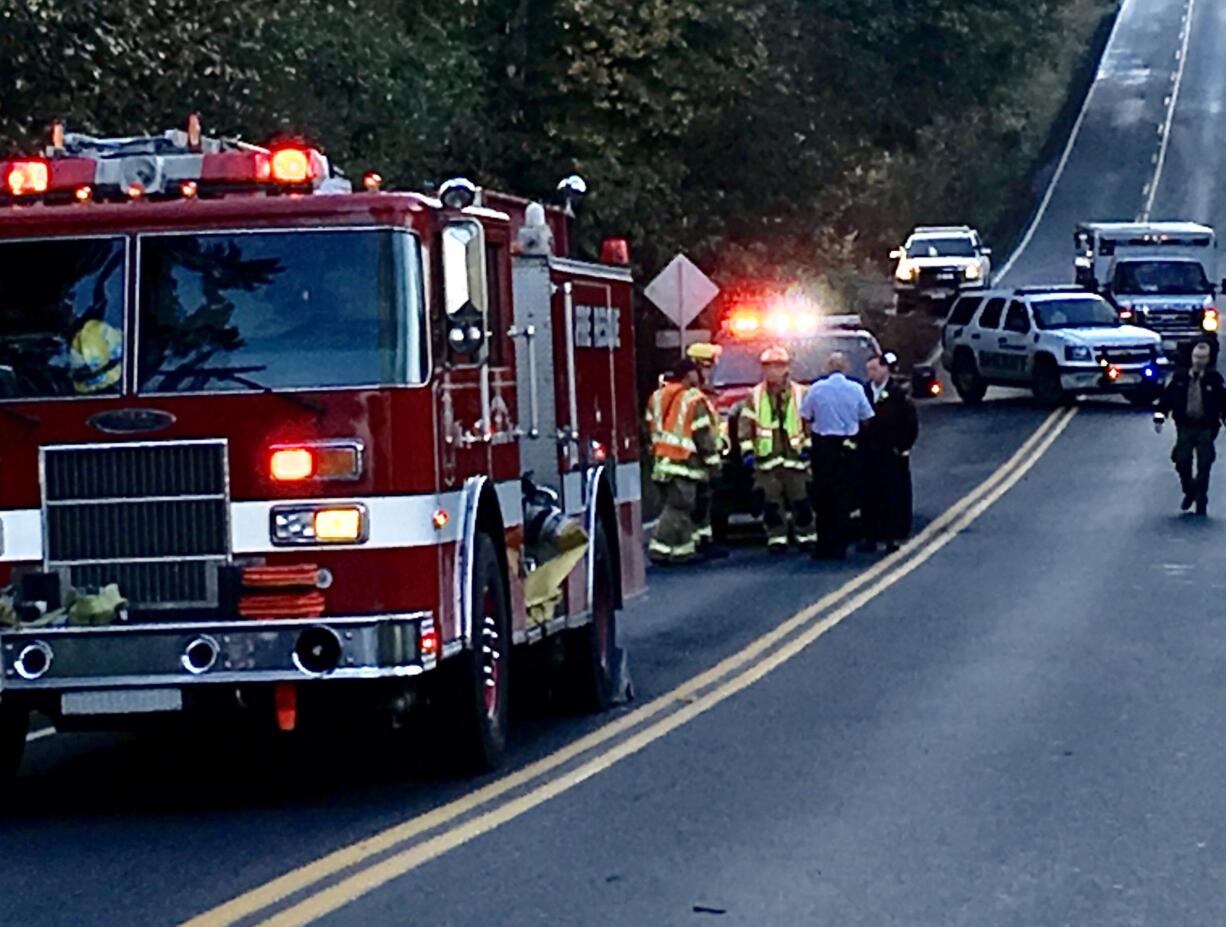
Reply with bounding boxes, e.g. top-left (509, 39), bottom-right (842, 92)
top-left (1096, 346), bottom-right (1156, 365)
top-left (916, 267), bottom-right (962, 287)
top-left (42, 441), bottom-right (229, 609)
top-left (1134, 308), bottom-right (1202, 333)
